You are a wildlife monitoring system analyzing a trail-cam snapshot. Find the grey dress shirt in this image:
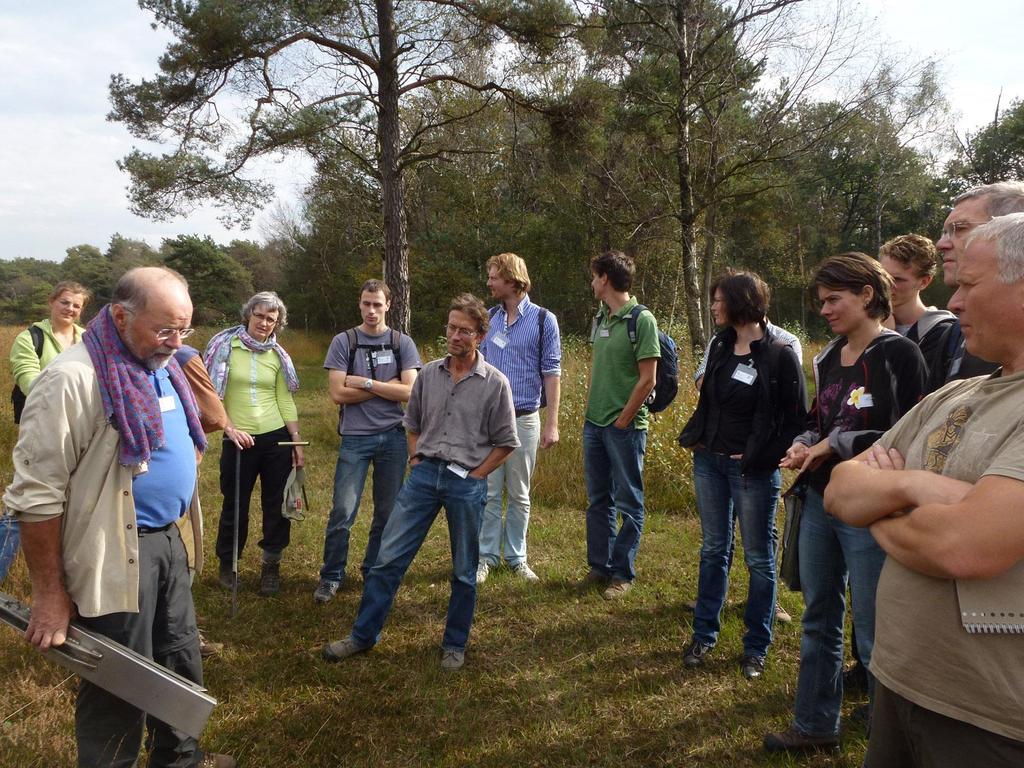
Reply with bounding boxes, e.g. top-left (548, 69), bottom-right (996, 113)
top-left (404, 352), bottom-right (519, 470)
